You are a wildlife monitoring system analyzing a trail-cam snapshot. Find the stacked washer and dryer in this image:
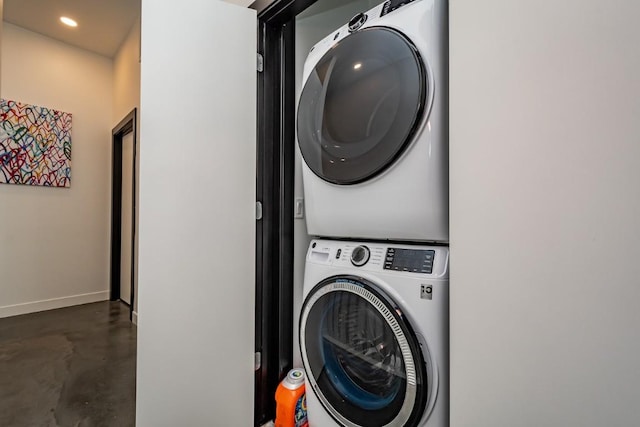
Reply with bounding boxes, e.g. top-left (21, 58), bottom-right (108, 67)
top-left (296, 0), bottom-right (448, 426)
